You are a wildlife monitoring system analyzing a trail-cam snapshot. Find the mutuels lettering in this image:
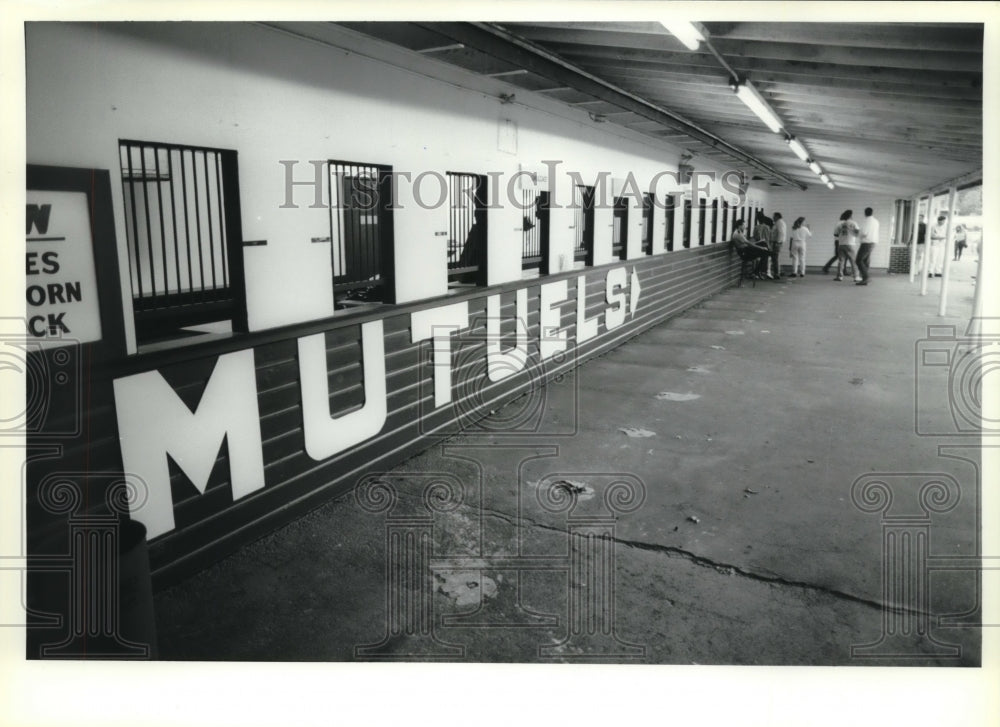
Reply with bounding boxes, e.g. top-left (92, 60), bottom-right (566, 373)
top-left (113, 266), bottom-right (642, 540)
